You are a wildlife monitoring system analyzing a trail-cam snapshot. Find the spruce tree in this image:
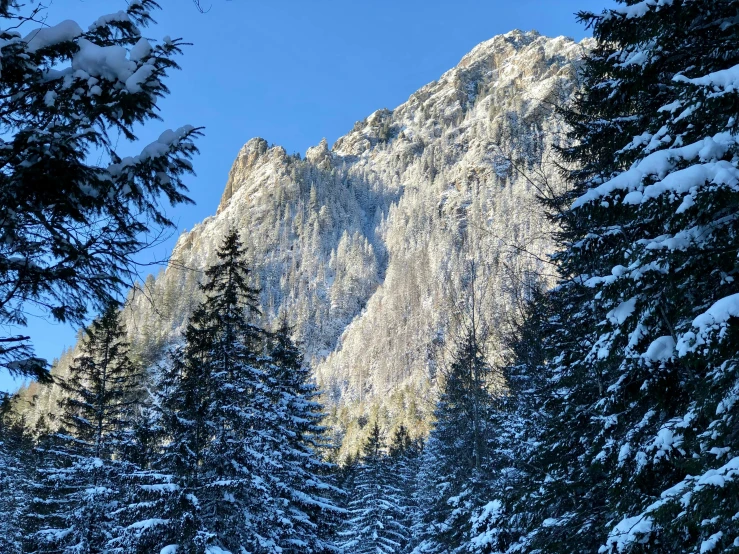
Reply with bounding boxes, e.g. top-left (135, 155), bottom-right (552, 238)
top-left (340, 421), bottom-right (407, 554)
top-left (387, 425), bottom-right (420, 554)
top-left (413, 329), bottom-right (495, 554)
top-left (23, 303), bottom-right (143, 553)
top-left (260, 321), bottom-right (343, 552)
top-left (130, 230), bottom-right (277, 553)
top-left (498, 1), bottom-right (739, 552)
top-left (0, 404), bottom-right (32, 554)
top-left (0, 1), bottom-right (200, 383)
